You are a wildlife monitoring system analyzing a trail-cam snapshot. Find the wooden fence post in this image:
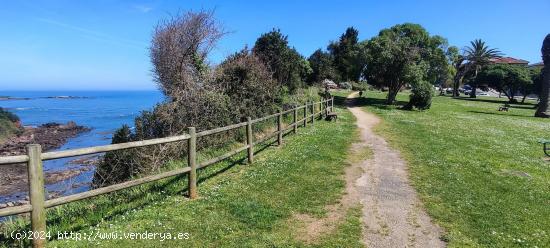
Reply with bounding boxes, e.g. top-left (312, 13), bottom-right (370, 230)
top-left (319, 101), bottom-right (322, 119)
top-left (331, 97), bottom-right (334, 111)
top-left (247, 117), bottom-right (254, 164)
top-left (303, 102), bottom-right (307, 127)
top-left (27, 144), bottom-right (46, 248)
top-left (277, 110), bottom-right (283, 146)
top-left (187, 127), bottom-right (197, 199)
top-left (311, 101), bottom-right (315, 124)
top-left (293, 107), bottom-right (298, 134)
